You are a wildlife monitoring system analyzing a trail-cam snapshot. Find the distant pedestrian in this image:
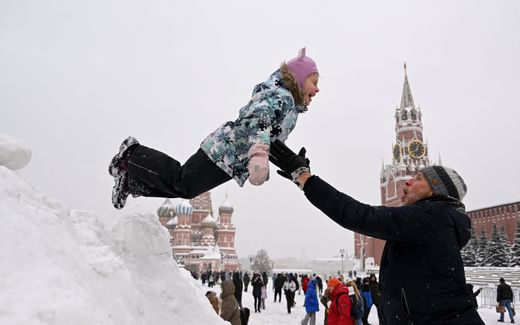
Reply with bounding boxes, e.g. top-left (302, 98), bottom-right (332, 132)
top-left (497, 277), bottom-right (515, 323)
top-left (327, 277), bottom-right (354, 325)
top-left (301, 278), bottom-right (319, 325)
top-left (303, 274), bottom-right (310, 296)
top-left (347, 281), bottom-right (364, 325)
top-left (262, 271), bottom-right (269, 287)
top-left (261, 285), bottom-right (267, 310)
top-left (320, 288), bottom-right (331, 325)
top-left (316, 275), bottom-right (324, 295)
top-left (252, 273), bottom-right (264, 313)
top-left (360, 278), bottom-right (373, 325)
top-left (284, 274), bottom-right (297, 314)
top-left (466, 283), bottom-right (482, 308)
top-left (243, 272), bottom-right (250, 292)
top-left (368, 274), bottom-right (381, 322)
top-left (274, 273), bottom-right (285, 303)
top-left (233, 271), bottom-right (243, 308)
